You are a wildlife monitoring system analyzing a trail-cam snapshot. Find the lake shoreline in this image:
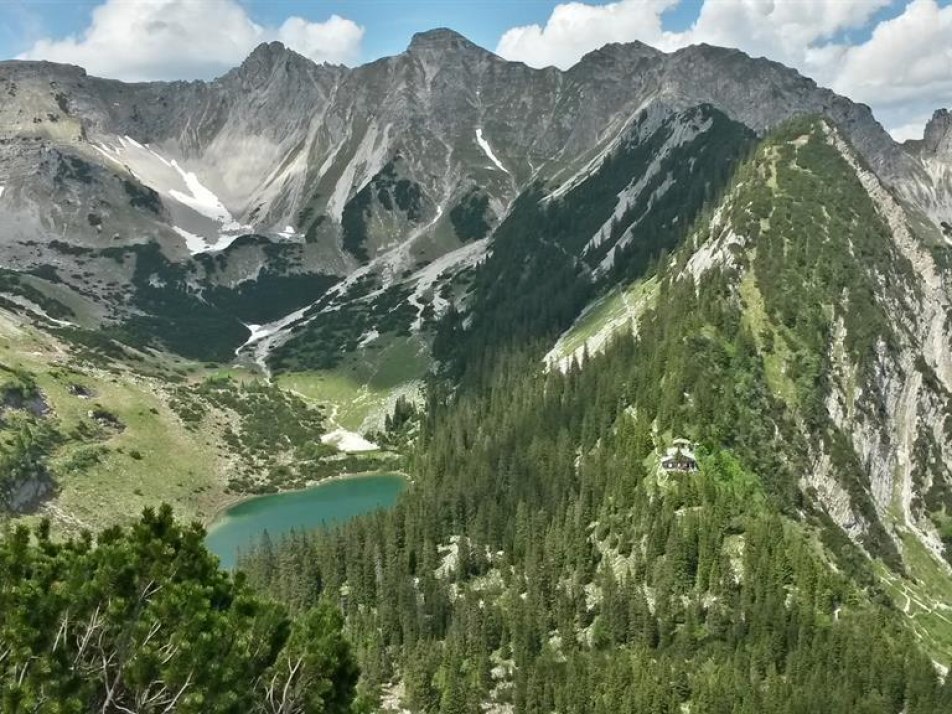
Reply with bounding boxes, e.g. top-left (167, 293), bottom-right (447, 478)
top-left (205, 471), bottom-right (409, 570)
top-left (204, 469), bottom-right (410, 531)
